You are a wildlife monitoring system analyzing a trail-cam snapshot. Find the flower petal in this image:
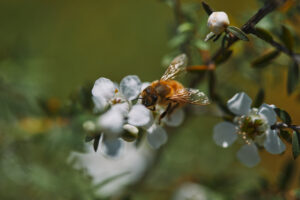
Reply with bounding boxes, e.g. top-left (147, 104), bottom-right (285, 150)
top-left (163, 109), bottom-right (185, 127)
top-left (128, 104), bottom-right (152, 127)
top-left (111, 102), bottom-right (130, 116)
top-left (92, 77), bottom-right (116, 101)
top-left (92, 96), bottom-right (108, 112)
top-left (264, 129), bottom-right (286, 154)
top-left (98, 108), bottom-right (124, 137)
top-left (141, 82), bottom-right (151, 92)
top-left (227, 92), bottom-right (252, 116)
top-left (258, 104), bottom-right (277, 125)
top-left (100, 138), bottom-right (124, 158)
top-left (120, 75), bottom-right (142, 101)
top-left (213, 122), bottom-right (238, 148)
top-left (236, 143), bottom-right (260, 167)
top-left (147, 124), bottom-right (167, 149)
